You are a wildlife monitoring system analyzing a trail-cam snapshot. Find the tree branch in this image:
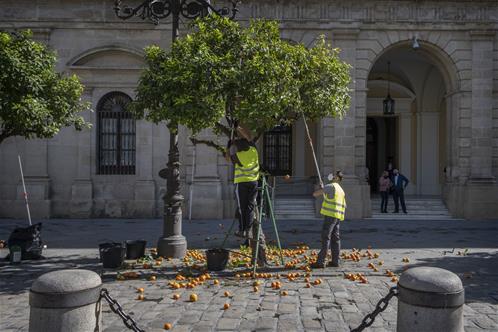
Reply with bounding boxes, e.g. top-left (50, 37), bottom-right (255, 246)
top-left (190, 137), bottom-right (226, 154)
top-left (253, 129), bottom-right (266, 143)
top-left (214, 122), bottom-right (232, 137)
